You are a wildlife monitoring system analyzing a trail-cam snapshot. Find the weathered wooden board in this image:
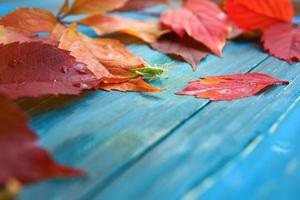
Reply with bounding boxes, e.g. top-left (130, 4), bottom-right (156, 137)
top-left (0, 1), bottom-right (299, 200)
